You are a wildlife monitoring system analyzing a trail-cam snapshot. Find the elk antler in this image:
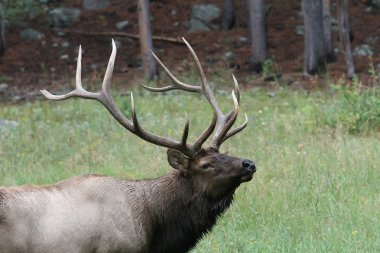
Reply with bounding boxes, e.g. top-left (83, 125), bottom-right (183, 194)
top-left (141, 38), bottom-right (248, 150)
top-left (41, 38), bottom-right (247, 157)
